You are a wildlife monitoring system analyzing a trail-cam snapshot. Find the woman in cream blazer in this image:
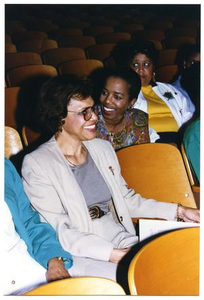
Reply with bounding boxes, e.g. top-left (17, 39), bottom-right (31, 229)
top-left (22, 74), bottom-right (200, 286)
top-left (22, 136), bottom-right (179, 259)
